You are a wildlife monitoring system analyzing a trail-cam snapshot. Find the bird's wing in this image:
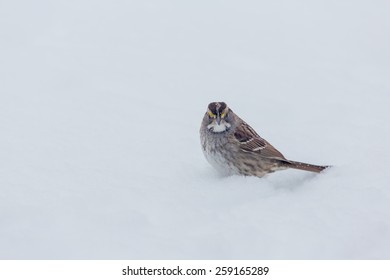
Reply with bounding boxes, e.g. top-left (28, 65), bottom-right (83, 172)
top-left (233, 122), bottom-right (286, 159)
